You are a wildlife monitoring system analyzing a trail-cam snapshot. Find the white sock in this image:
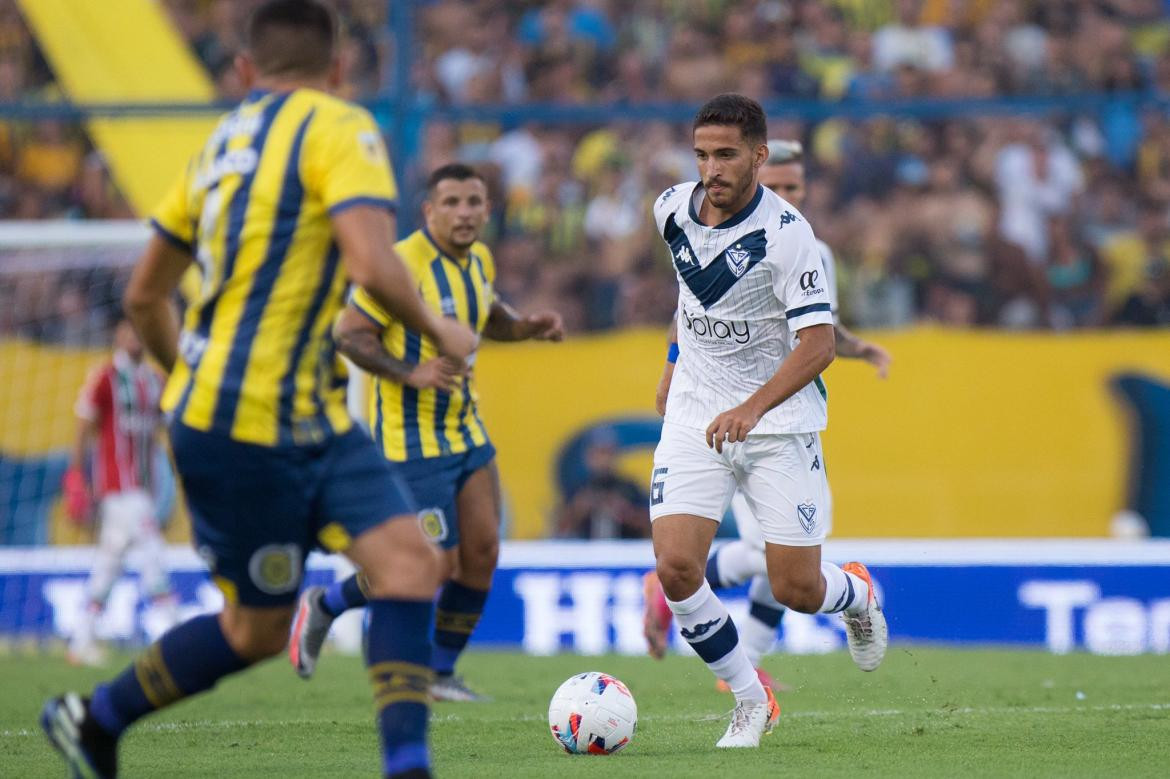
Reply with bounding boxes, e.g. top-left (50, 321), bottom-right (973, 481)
top-left (709, 541), bottom-right (768, 588)
top-left (819, 562), bottom-right (869, 615)
top-left (741, 576), bottom-right (784, 667)
top-left (70, 603), bottom-right (100, 651)
top-left (667, 580), bottom-right (766, 704)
